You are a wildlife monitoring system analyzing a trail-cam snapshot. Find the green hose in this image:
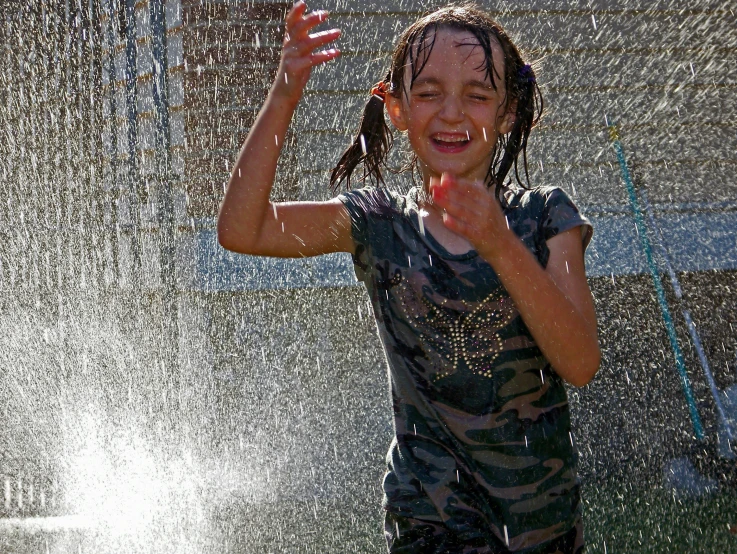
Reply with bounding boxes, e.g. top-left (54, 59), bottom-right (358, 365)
top-left (606, 118), bottom-right (705, 441)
